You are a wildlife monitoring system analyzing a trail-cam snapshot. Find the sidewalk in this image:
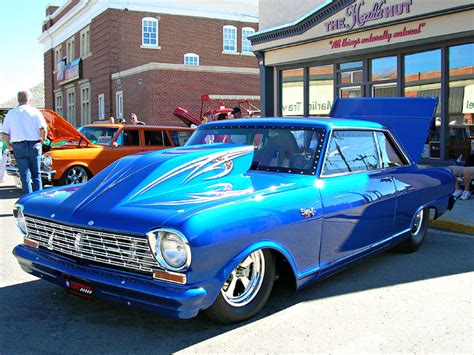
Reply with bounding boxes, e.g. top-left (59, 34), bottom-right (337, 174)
top-left (430, 197), bottom-right (474, 235)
